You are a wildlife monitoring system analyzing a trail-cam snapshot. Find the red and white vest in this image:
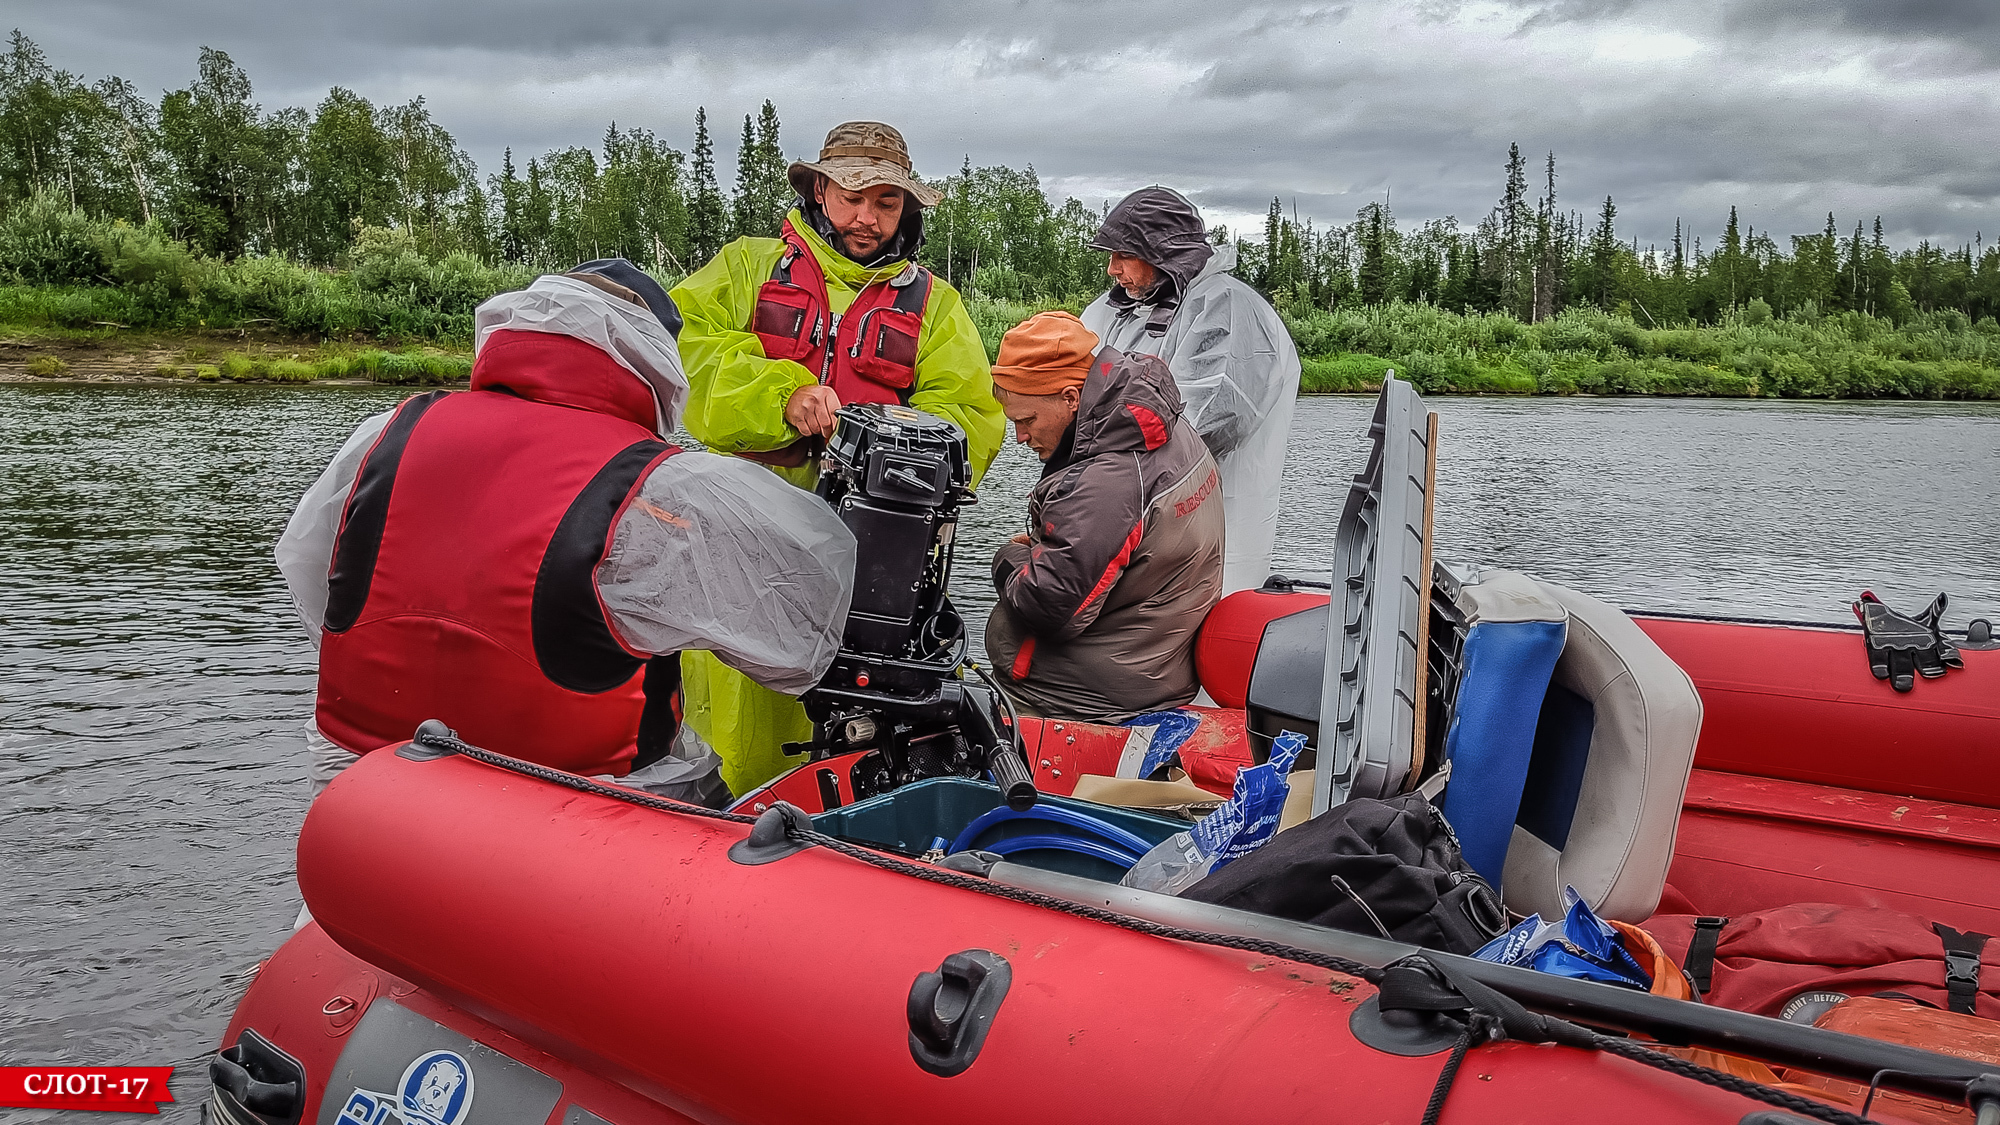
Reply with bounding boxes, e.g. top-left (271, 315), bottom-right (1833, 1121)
top-left (314, 330), bottom-right (680, 777)
top-left (750, 218), bottom-right (934, 409)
